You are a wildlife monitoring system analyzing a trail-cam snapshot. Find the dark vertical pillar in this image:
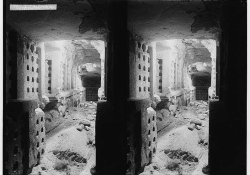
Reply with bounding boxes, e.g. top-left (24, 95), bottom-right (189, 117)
top-left (210, 2), bottom-right (246, 175)
top-left (106, 1), bottom-right (129, 102)
top-left (96, 1), bottom-right (128, 175)
top-left (4, 100), bottom-right (45, 175)
top-left (104, 42), bottom-right (108, 97)
top-left (216, 40), bottom-right (220, 97)
top-left (6, 29), bottom-right (18, 101)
